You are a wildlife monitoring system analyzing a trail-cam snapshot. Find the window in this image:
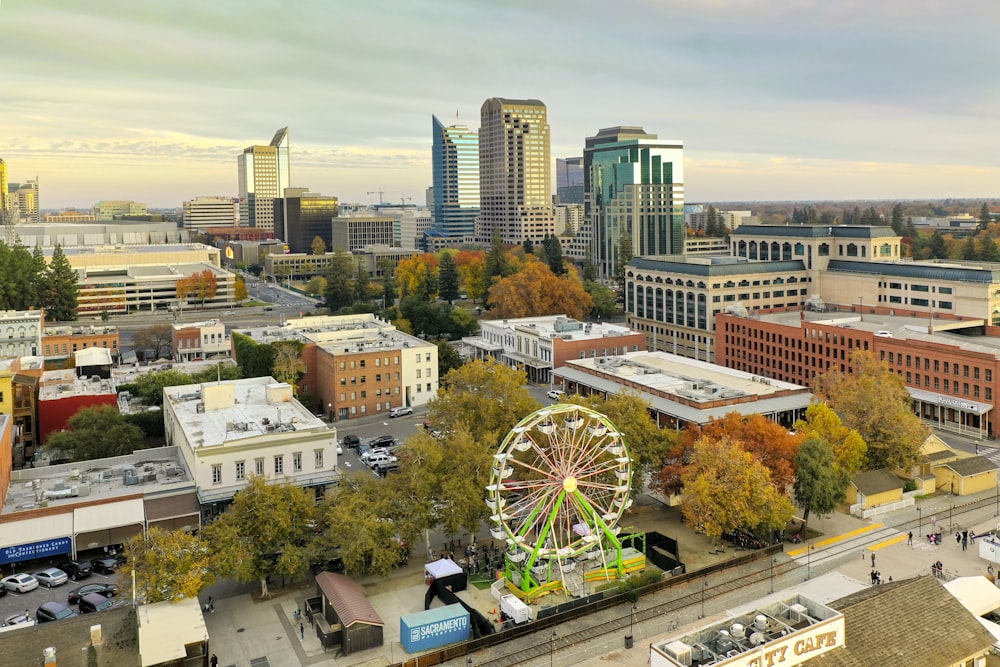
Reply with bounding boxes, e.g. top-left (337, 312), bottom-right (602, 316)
top-left (255, 458), bottom-right (264, 476)
top-left (274, 455), bottom-right (284, 475)
top-left (212, 464), bottom-right (222, 485)
top-left (360, 359), bottom-right (366, 368)
top-left (988, 369), bottom-right (994, 382)
top-left (911, 298), bottom-right (929, 307)
top-left (416, 369), bottom-right (422, 379)
top-left (315, 449), bottom-right (324, 468)
top-left (235, 461), bottom-right (245, 480)
top-left (293, 452), bottom-right (302, 472)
